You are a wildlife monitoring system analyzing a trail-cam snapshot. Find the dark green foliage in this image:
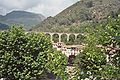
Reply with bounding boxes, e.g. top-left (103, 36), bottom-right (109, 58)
top-left (75, 34), bottom-right (85, 45)
top-left (85, 1), bottom-right (93, 8)
top-left (74, 15), bottom-right (120, 79)
top-left (0, 26), bottom-right (67, 79)
top-left (0, 26), bottom-right (51, 79)
top-left (75, 32), bottom-right (107, 79)
top-left (46, 49), bottom-right (68, 80)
